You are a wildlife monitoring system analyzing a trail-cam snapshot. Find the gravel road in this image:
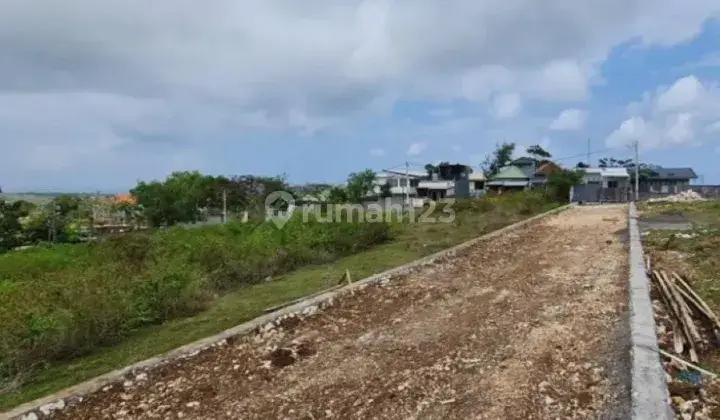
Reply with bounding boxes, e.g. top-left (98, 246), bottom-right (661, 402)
top-left (50, 206), bottom-right (631, 419)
